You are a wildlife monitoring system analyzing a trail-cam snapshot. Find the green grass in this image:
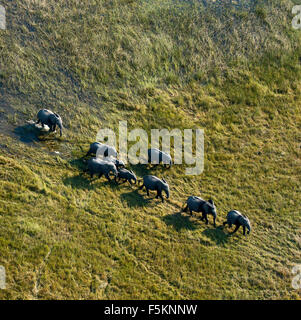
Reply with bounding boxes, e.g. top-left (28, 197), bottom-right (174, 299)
top-left (0, 0), bottom-right (300, 299)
